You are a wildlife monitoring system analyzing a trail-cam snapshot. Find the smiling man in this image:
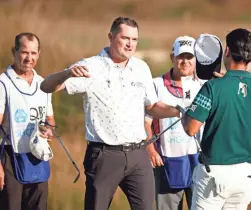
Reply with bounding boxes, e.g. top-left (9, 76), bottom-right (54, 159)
top-left (40, 17), bottom-right (181, 210)
top-left (0, 33), bottom-right (55, 210)
top-left (145, 36), bottom-right (203, 210)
